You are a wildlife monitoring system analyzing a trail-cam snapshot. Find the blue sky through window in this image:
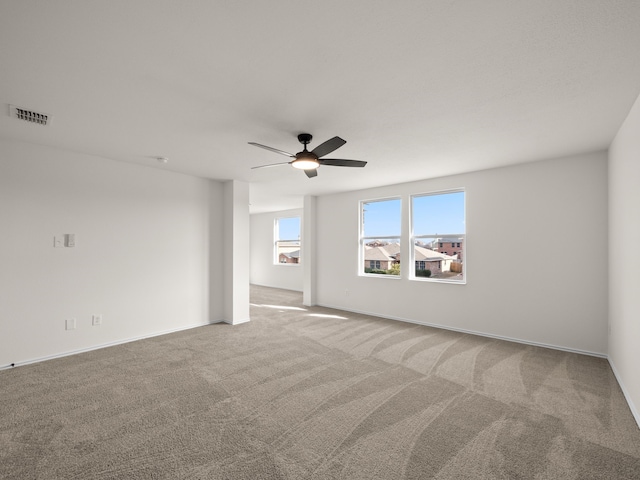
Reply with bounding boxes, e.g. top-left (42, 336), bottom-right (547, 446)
top-left (362, 198), bottom-right (401, 237)
top-left (413, 191), bottom-right (465, 235)
top-left (278, 217), bottom-right (300, 240)
top-left (363, 192), bottom-right (464, 238)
